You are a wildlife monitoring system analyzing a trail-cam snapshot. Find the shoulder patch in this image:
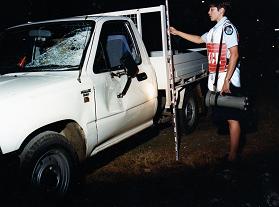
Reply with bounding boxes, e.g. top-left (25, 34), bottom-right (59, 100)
top-left (224, 25), bottom-right (233, 35)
